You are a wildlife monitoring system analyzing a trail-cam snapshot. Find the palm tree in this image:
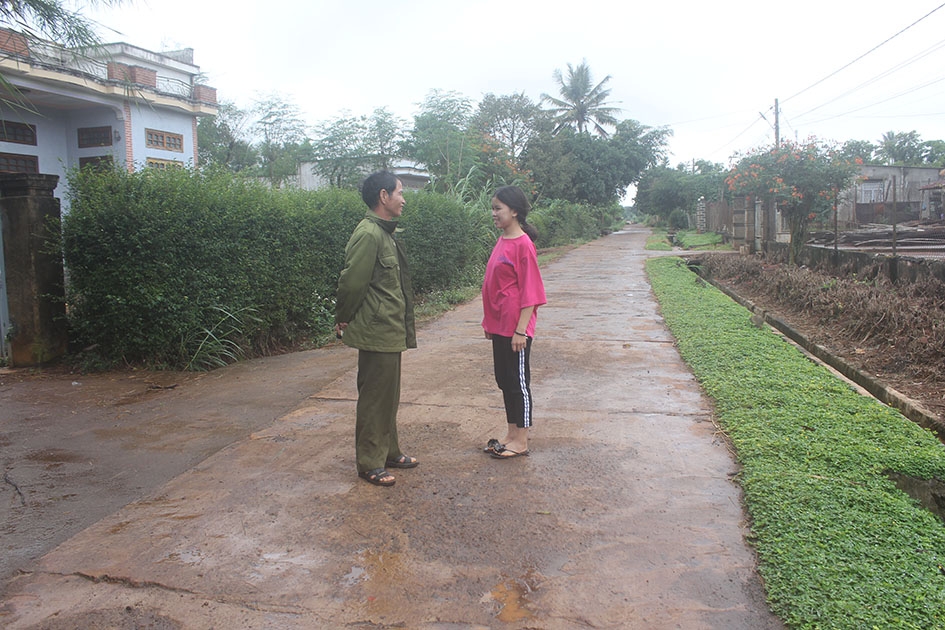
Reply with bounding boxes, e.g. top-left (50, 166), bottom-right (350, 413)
top-left (541, 60), bottom-right (620, 137)
top-left (876, 131), bottom-right (922, 165)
